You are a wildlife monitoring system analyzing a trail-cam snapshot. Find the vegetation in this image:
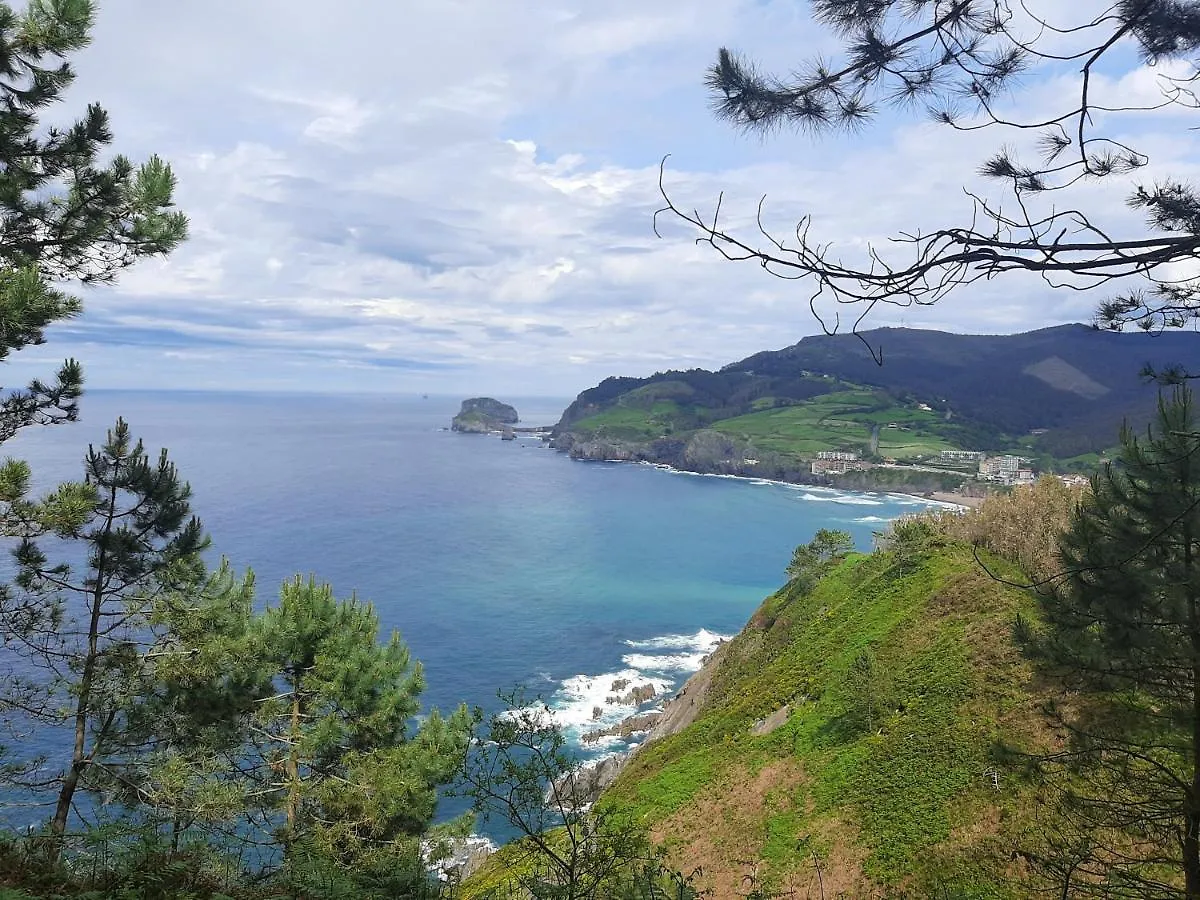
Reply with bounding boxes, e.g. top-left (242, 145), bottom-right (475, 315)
top-left (1019, 387), bottom-right (1200, 895)
top-left (604, 536), bottom-right (1038, 895)
top-left (666, 1), bottom-right (1200, 339)
top-left (712, 391), bottom-right (955, 461)
top-left (784, 528), bottom-right (853, 590)
top-left (457, 694), bottom-right (699, 899)
top-left (555, 326), bottom-right (1200, 471)
top-left (596, 475), bottom-right (1103, 896)
top-left (4, 1), bottom-right (1200, 897)
top-left (0, 0), bottom-right (186, 447)
top-left (0, 419), bottom-right (209, 850)
top-left (250, 577), bottom-right (473, 883)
